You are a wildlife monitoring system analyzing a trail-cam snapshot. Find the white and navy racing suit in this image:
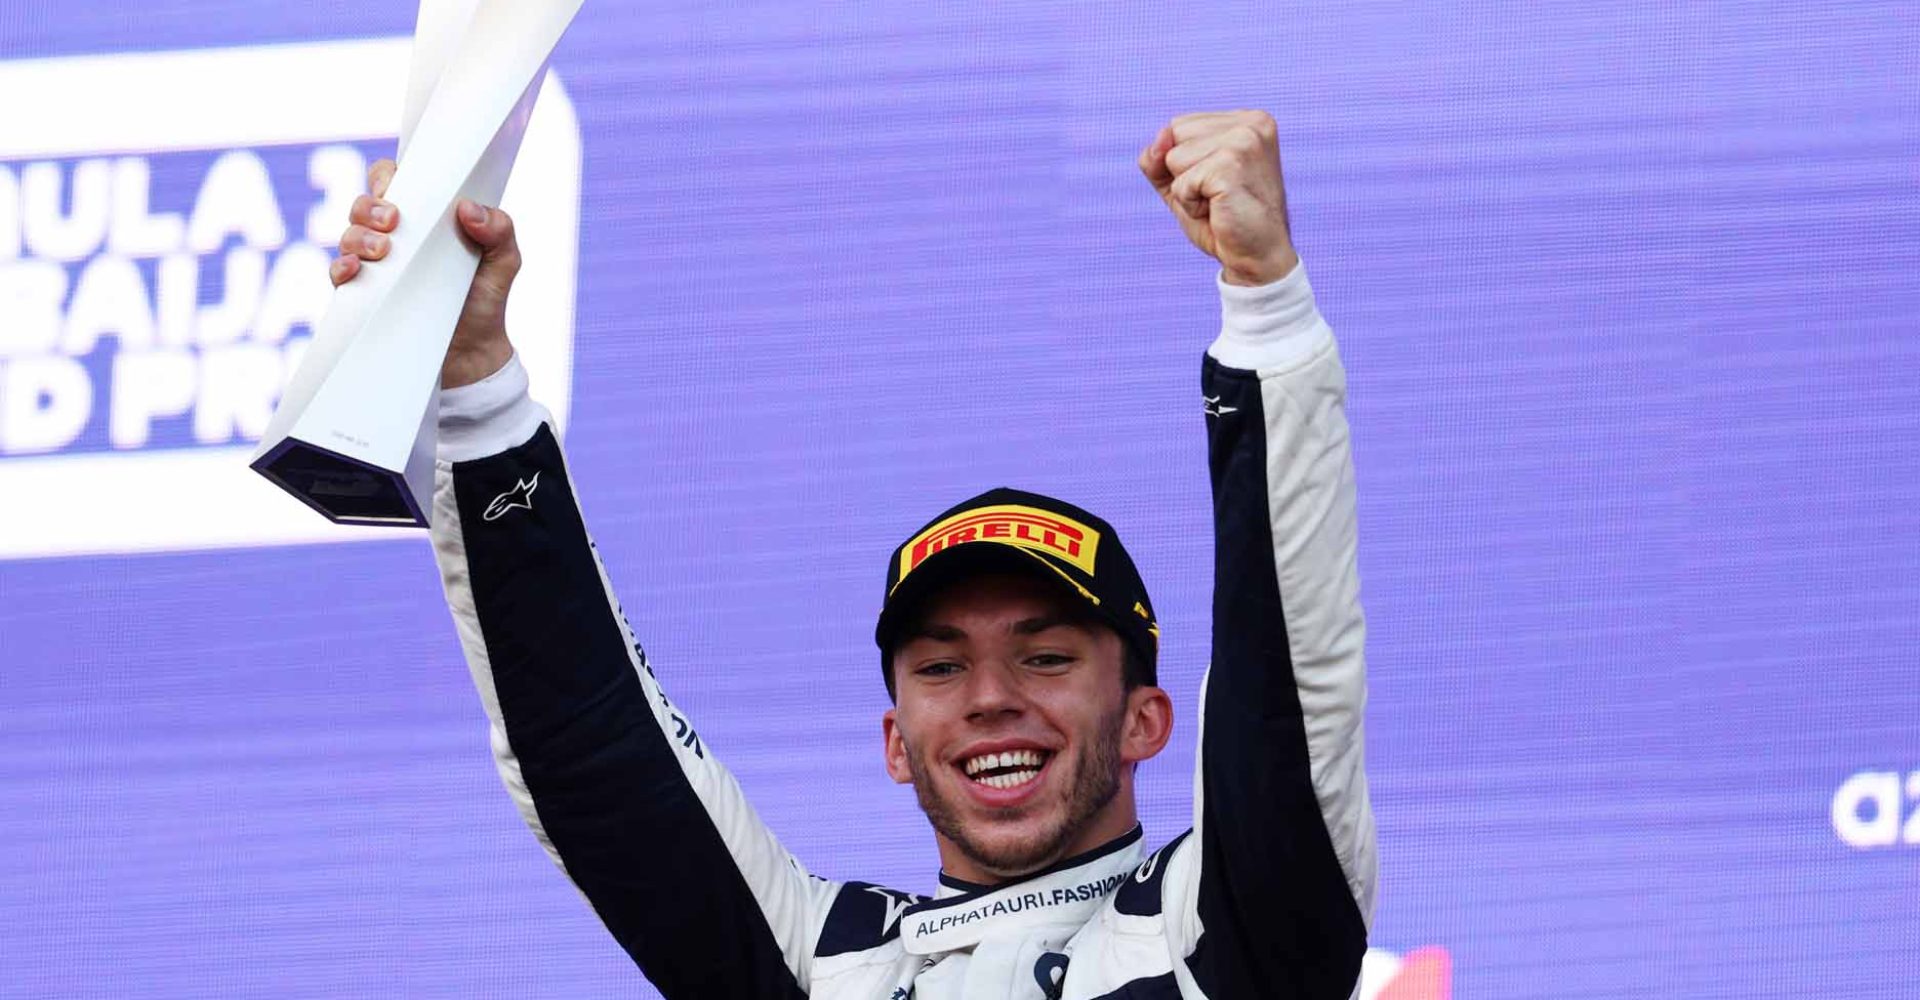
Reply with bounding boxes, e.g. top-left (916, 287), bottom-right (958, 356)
top-left (428, 261), bottom-right (1376, 999)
